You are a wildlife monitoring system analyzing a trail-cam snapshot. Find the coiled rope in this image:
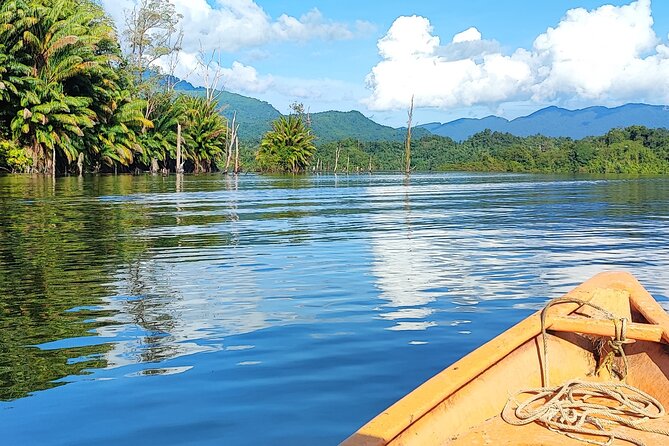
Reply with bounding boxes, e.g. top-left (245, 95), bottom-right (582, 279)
top-left (501, 296), bottom-right (669, 446)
